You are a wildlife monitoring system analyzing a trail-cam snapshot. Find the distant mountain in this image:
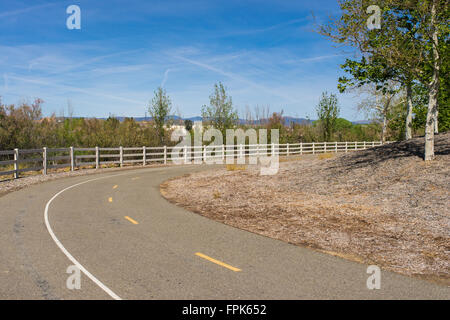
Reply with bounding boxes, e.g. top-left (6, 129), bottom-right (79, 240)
top-left (283, 117), bottom-right (313, 125)
top-left (351, 120), bottom-right (372, 125)
top-left (184, 116), bottom-right (203, 122)
top-left (87, 115), bottom-right (370, 125)
top-left (98, 115), bottom-right (201, 122)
